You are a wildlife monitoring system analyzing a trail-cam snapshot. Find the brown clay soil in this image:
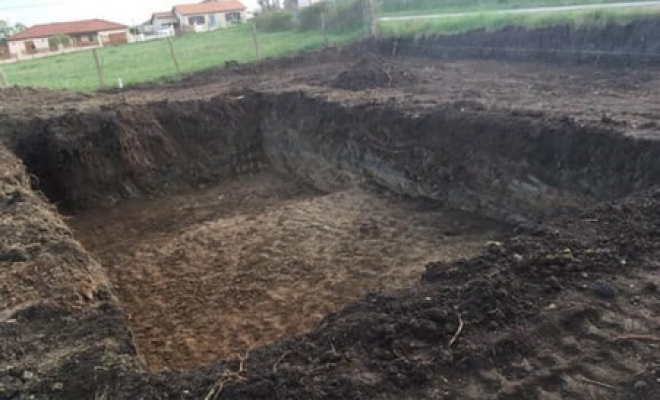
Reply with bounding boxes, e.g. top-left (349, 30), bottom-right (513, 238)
top-left (70, 171), bottom-right (504, 370)
top-left (1, 32), bottom-right (660, 400)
